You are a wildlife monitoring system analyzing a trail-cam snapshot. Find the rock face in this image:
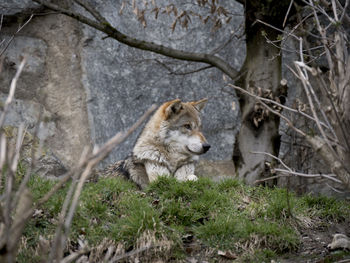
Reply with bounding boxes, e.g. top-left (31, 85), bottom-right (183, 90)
top-left (0, 1), bottom-right (244, 173)
top-left (81, 0), bottom-right (244, 165)
top-left (1, 11), bottom-right (91, 168)
top-left (1, 1), bottom-right (347, 197)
